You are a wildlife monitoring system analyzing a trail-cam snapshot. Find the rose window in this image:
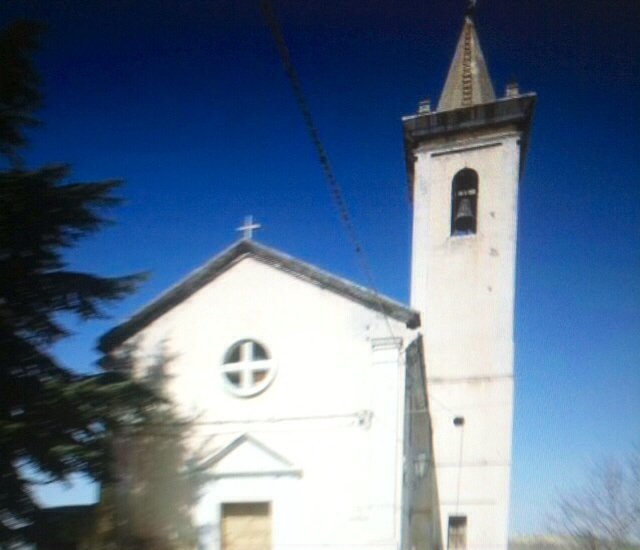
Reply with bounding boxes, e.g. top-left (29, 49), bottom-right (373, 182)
top-left (221, 340), bottom-right (275, 397)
